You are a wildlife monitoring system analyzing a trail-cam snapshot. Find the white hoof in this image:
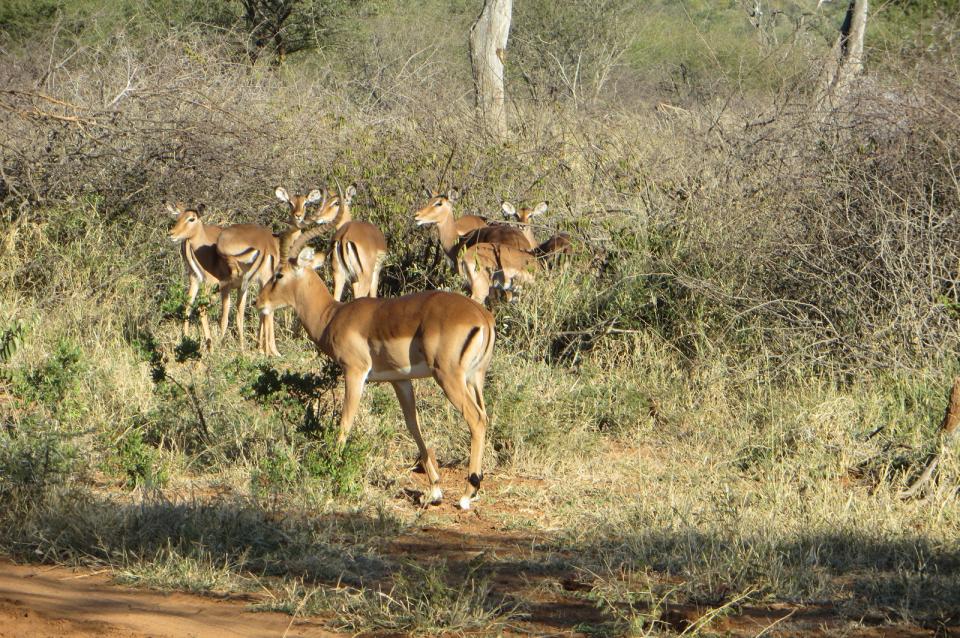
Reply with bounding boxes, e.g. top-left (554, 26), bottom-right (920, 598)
top-left (427, 486), bottom-right (443, 504)
top-left (458, 496), bottom-right (473, 510)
